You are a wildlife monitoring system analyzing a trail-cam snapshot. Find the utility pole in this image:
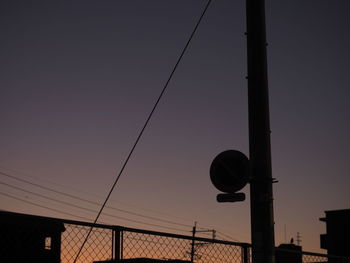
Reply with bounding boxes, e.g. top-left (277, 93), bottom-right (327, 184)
top-left (190, 222), bottom-right (197, 263)
top-left (246, 0), bottom-right (275, 263)
top-left (296, 232), bottom-right (302, 246)
top-left (189, 222), bottom-right (216, 263)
